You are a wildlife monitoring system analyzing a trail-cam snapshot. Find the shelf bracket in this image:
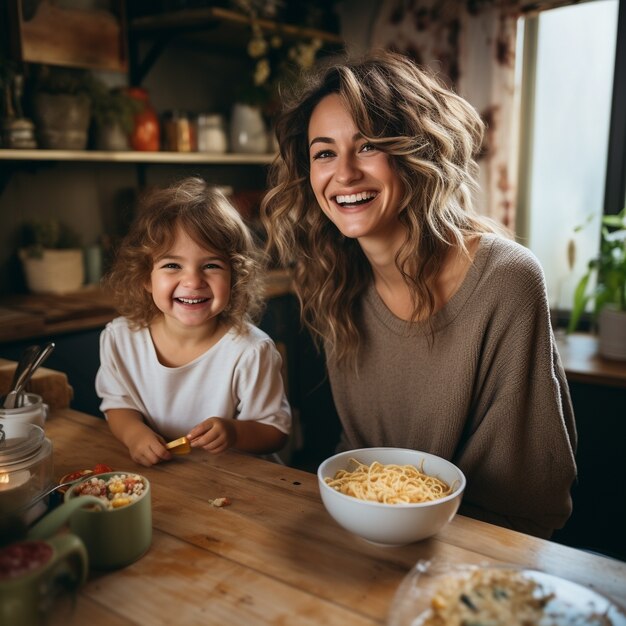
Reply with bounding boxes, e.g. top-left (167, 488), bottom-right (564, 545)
top-left (129, 34), bottom-right (173, 85)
